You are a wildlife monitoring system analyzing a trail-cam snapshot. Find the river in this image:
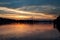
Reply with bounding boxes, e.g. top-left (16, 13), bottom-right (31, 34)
top-left (0, 23), bottom-right (60, 40)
